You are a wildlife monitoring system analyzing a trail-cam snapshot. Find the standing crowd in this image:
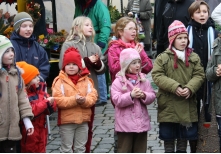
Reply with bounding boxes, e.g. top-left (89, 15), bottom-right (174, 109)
top-left (0, 0), bottom-right (221, 153)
